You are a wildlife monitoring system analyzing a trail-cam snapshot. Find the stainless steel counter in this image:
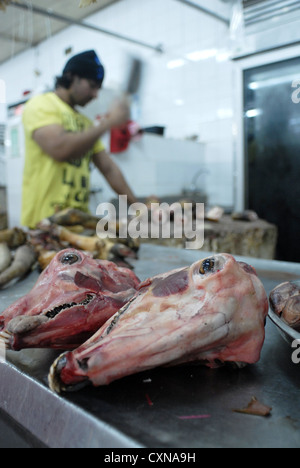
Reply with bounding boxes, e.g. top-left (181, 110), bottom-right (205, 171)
top-left (1, 244), bottom-right (300, 448)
